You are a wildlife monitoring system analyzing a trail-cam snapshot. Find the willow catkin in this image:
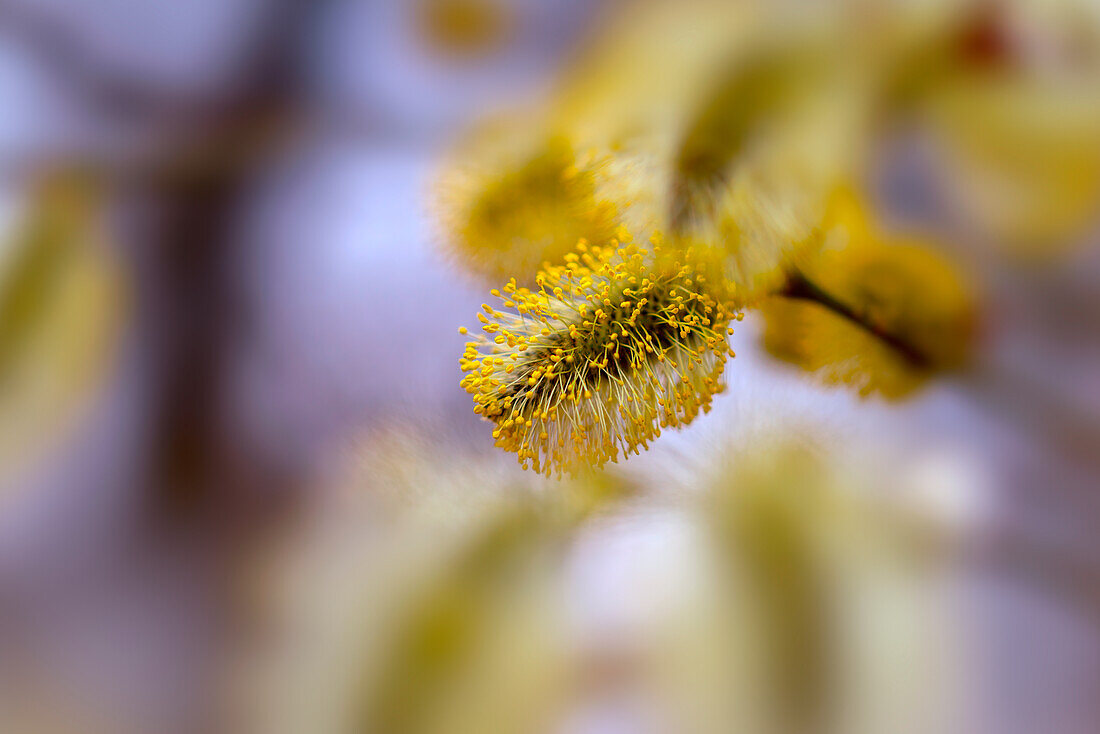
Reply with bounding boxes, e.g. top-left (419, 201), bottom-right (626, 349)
top-left (459, 232), bottom-right (739, 476)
